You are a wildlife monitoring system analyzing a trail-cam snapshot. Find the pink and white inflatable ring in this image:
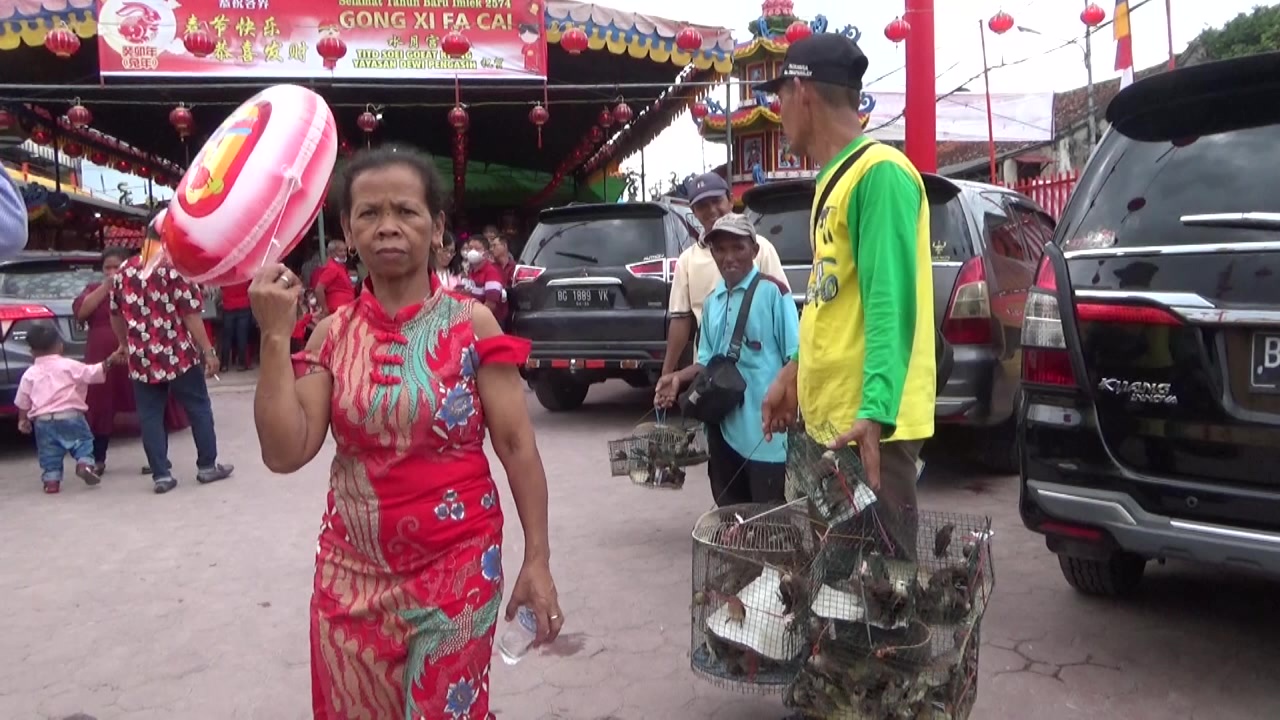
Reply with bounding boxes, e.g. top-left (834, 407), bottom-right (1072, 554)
top-left (163, 84), bottom-right (337, 287)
